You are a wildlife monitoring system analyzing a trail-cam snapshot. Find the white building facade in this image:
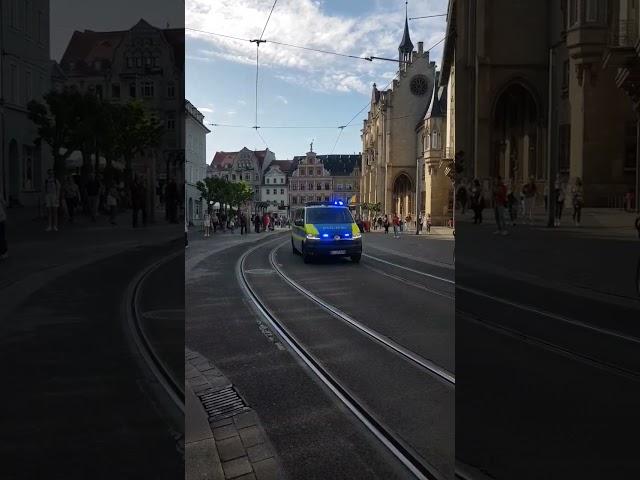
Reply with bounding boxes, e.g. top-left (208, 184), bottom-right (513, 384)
top-left (1, 0), bottom-right (52, 207)
top-left (185, 100), bottom-right (210, 225)
top-left (260, 163), bottom-right (288, 216)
